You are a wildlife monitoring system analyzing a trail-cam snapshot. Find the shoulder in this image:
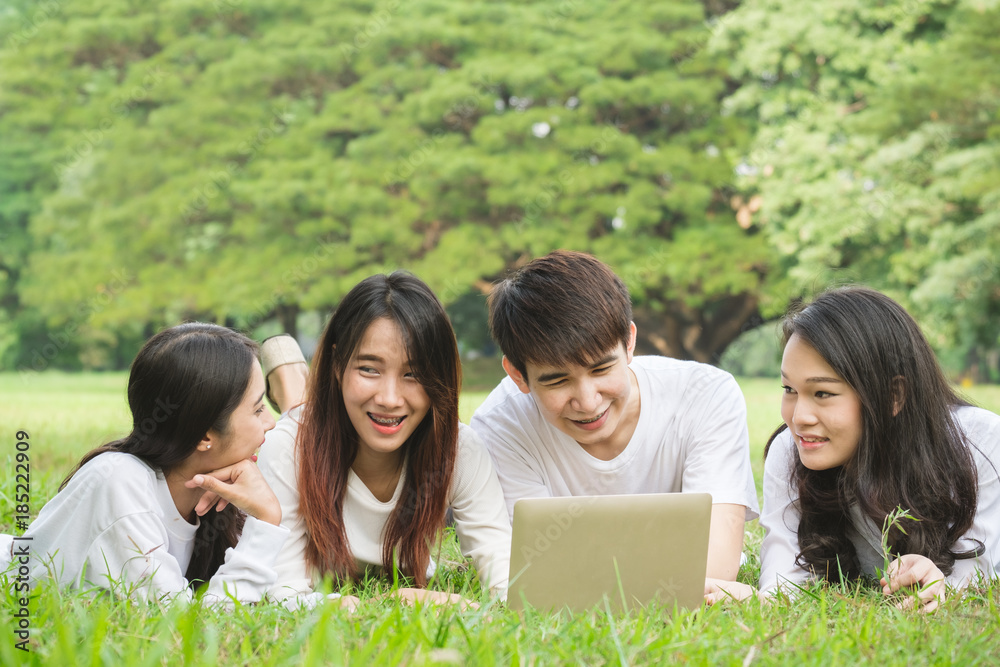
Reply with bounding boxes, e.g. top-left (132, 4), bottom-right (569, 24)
top-left (258, 405), bottom-right (303, 469)
top-left (633, 355), bottom-right (736, 386)
top-left (763, 428), bottom-right (797, 476)
top-left (955, 405), bottom-right (1000, 436)
top-left (54, 452), bottom-right (161, 520)
top-left (70, 452), bottom-right (158, 493)
top-left (632, 356), bottom-right (742, 405)
top-left (955, 405), bottom-right (1000, 462)
top-left (455, 423), bottom-right (491, 468)
top-left (471, 376), bottom-right (533, 422)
